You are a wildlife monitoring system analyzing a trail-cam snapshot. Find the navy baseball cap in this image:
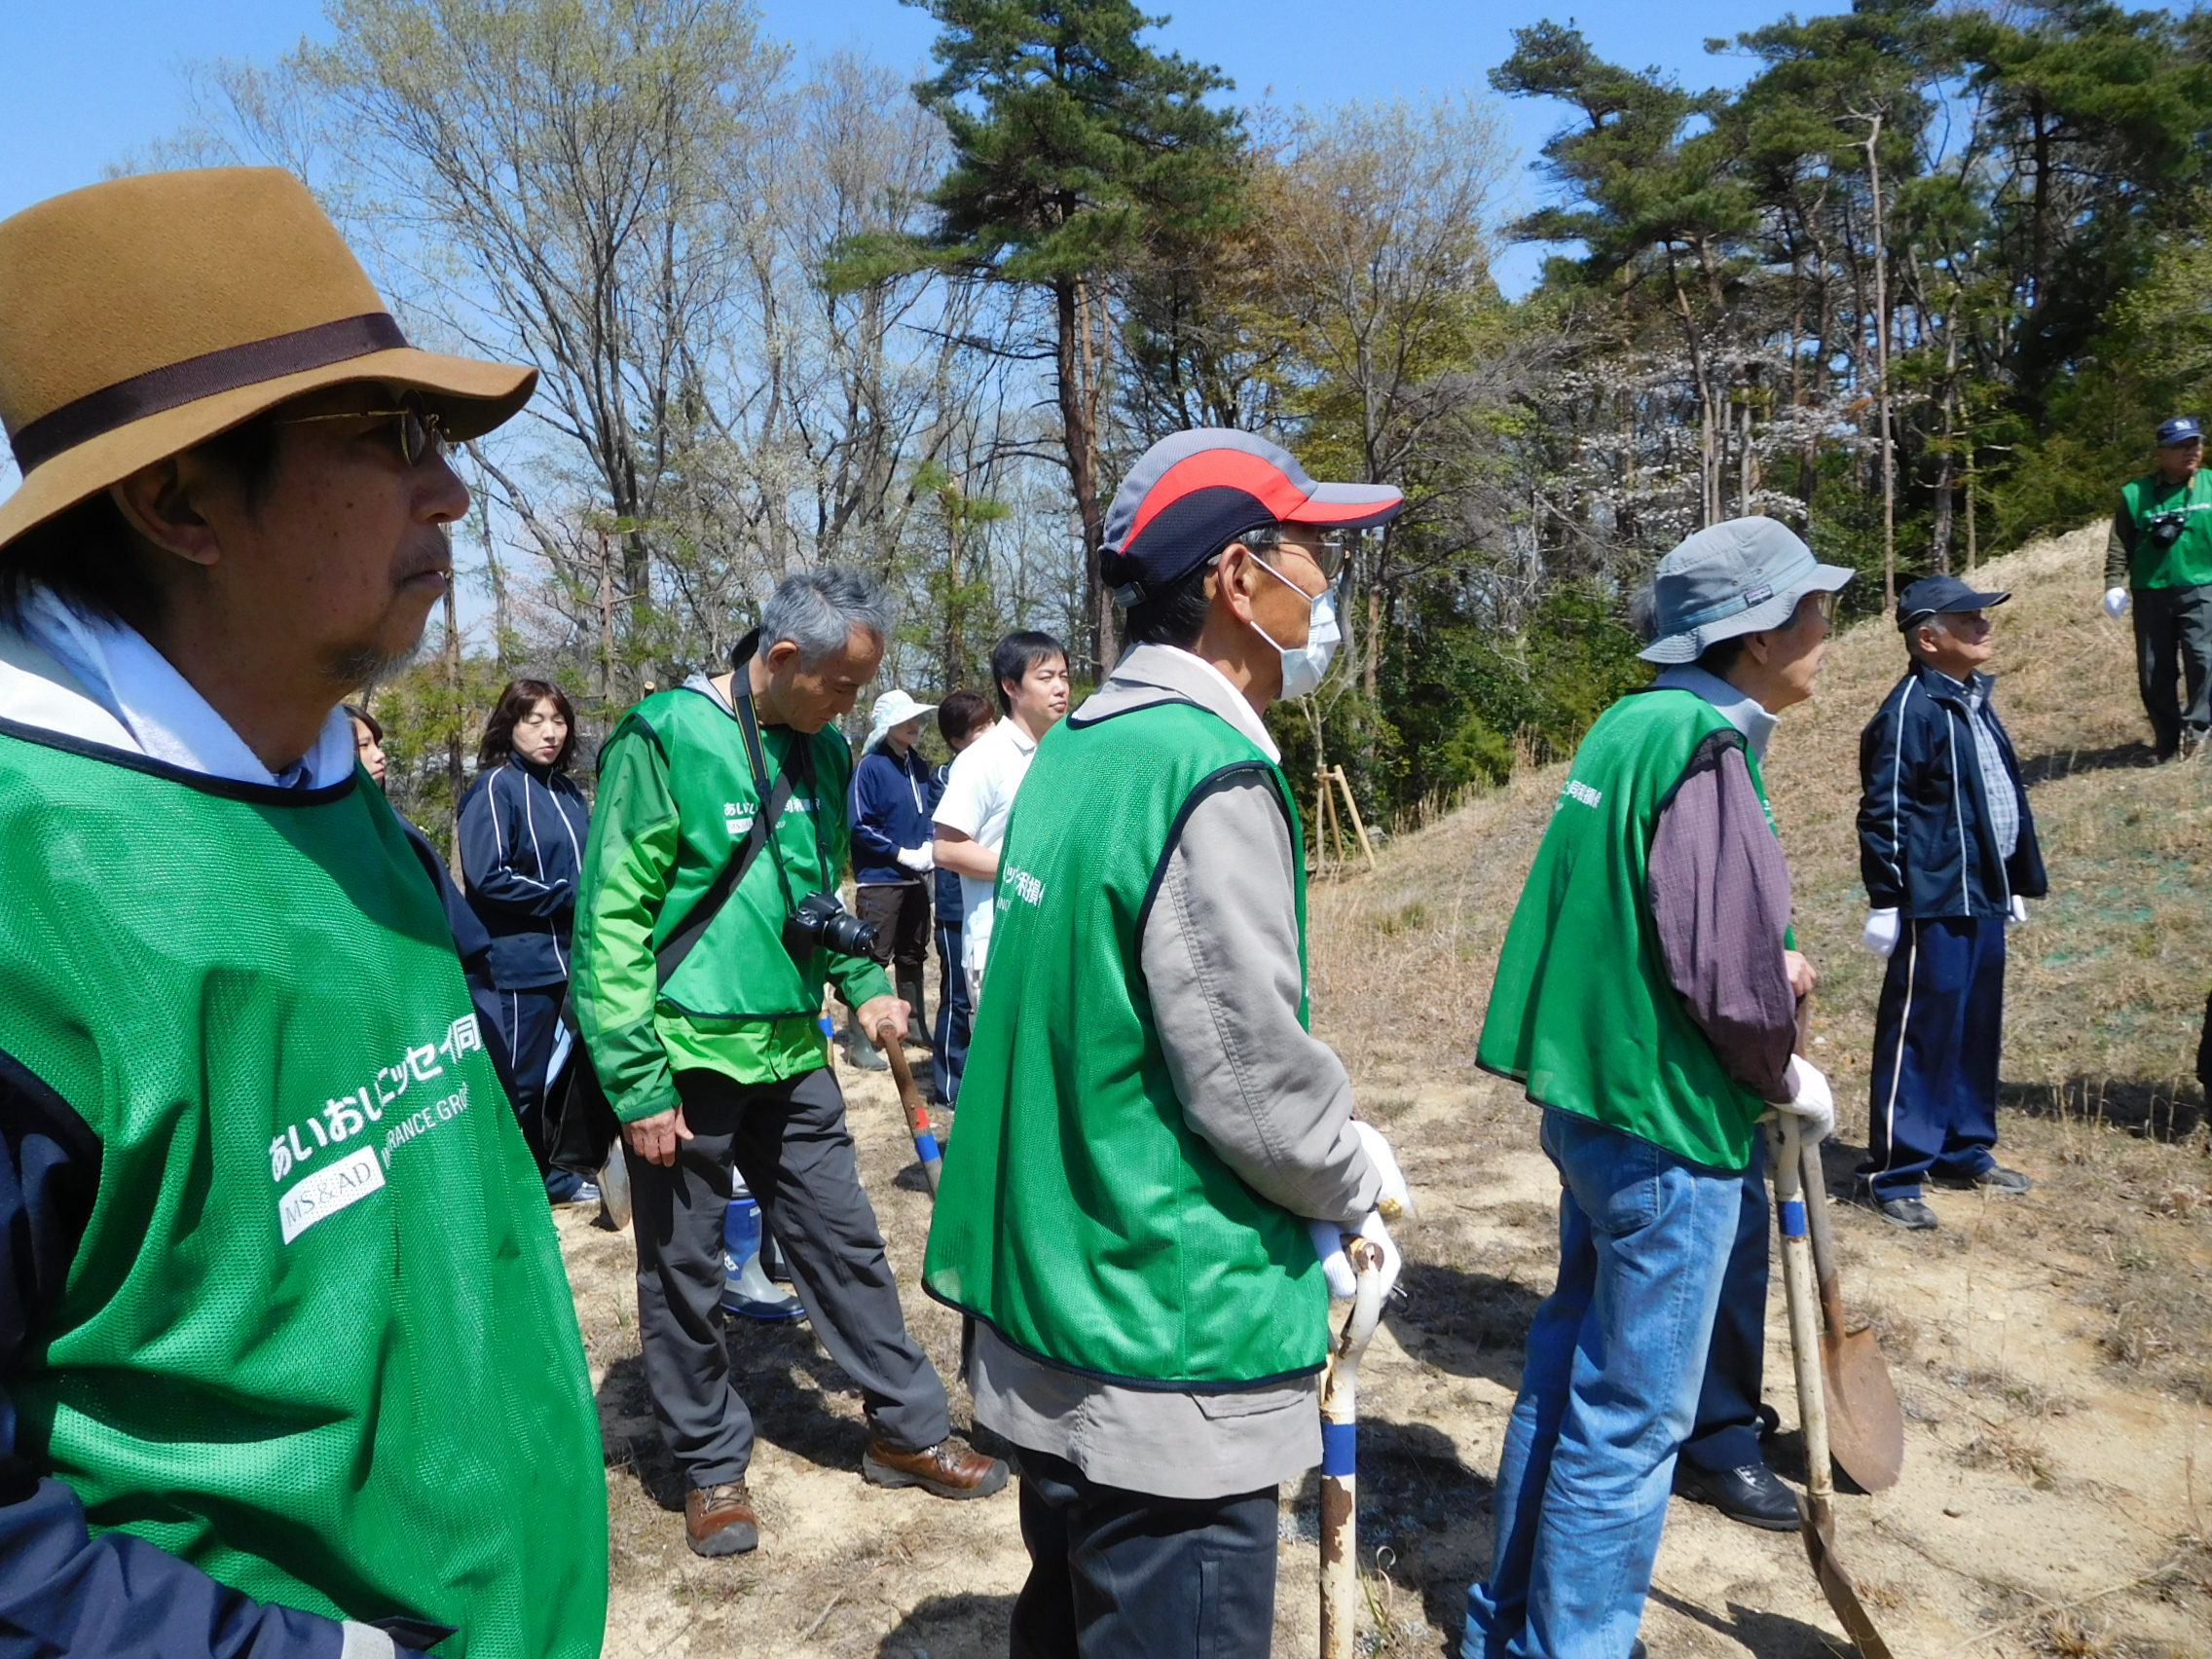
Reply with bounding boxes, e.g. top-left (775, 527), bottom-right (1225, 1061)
top-left (2158, 416), bottom-right (2203, 446)
top-left (1100, 429), bottom-right (1405, 603)
top-left (1897, 573), bottom-right (2009, 630)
